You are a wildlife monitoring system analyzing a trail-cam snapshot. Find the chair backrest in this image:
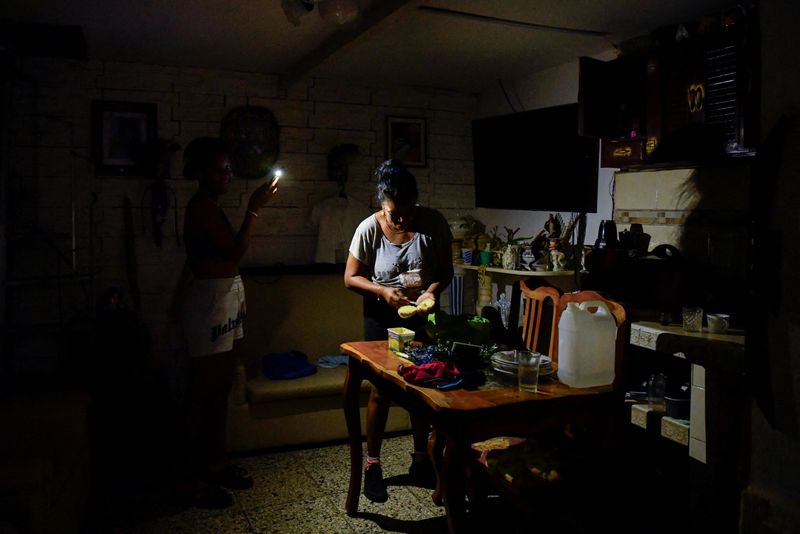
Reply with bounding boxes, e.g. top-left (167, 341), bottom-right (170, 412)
top-left (519, 280), bottom-right (561, 358)
top-left (552, 290), bottom-right (628, 390)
